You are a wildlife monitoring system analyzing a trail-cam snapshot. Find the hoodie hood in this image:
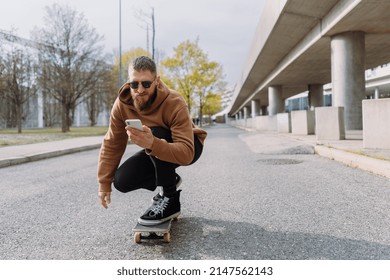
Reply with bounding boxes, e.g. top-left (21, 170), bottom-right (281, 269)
top-left (117, 80), bottom-right (171, 115)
